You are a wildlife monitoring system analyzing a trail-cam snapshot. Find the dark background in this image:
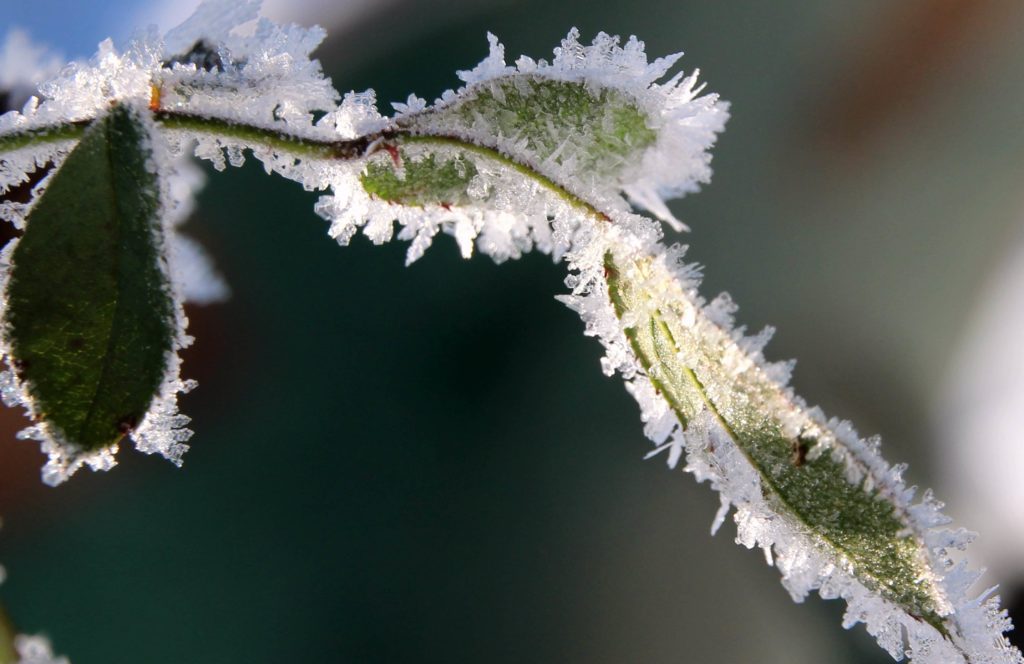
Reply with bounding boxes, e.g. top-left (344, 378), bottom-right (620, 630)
top-left (2, 1), bottom-right (1024, 662)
